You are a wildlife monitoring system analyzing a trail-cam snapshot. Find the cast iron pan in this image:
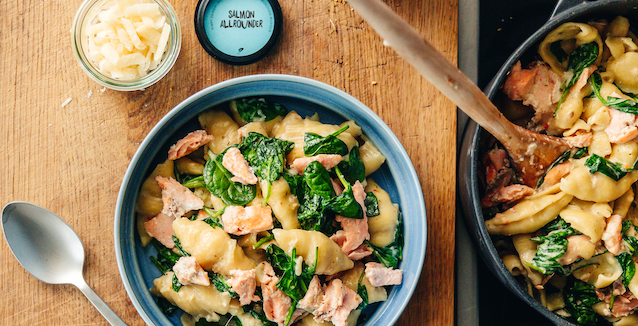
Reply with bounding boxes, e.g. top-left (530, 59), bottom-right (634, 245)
top-left (459, 0), bottom-right (638, 325)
